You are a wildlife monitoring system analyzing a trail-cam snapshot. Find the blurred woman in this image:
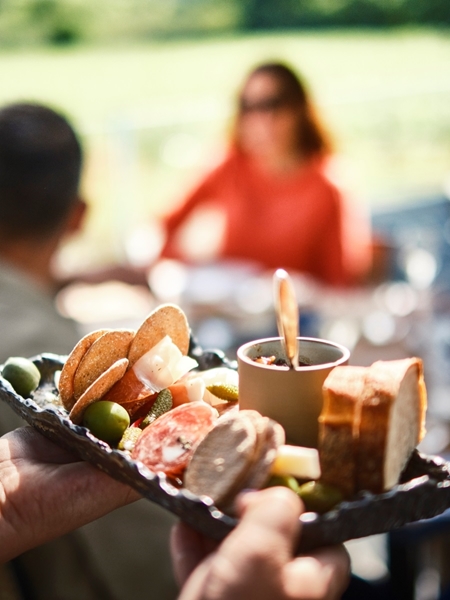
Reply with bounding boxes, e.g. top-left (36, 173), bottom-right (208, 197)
top-left (161, 62), bottom-right (371, 286)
